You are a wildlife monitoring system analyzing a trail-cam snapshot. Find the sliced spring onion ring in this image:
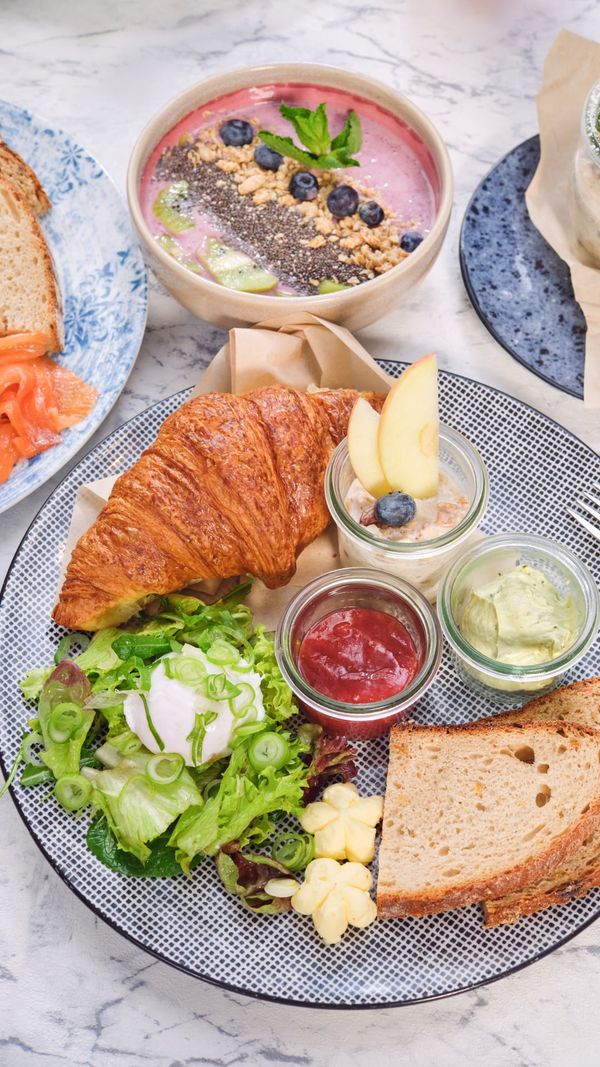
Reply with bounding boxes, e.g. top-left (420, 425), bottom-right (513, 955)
top-left (20, 763), bottom-right (53, 787)
top-left (115, 733), bottom-right (143, 756)
top-left (203, 673), bottom-right (240, 701)
top-left (54, 632), bottom-right (90, 665)
top-left (247, 731), bottom-right (289, 772)
top-left (187, 710), bottom-right (218, 766)
top-left (54, 773), bottom-right (92, 811)
top-left (205, 639), bottom-right (240, 666)
top-left (140, 693), bottom-right (165, 751)
top-left (22, 730), bottom-right (44, 766)
top-left (165, 655), bottom-right (207, 687)
top-left (146, 752), bottom-right (185, 785)
top-left (229, 682), bottom-right (256, 718)
top-left (230, 718), bottom-right (264, 747)
top-left (272, 831), bottom-right (315, 872)
top-left (202, 778), bottom-right (221, 801)
top-left (47, 702), bottom-right (86, 743)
